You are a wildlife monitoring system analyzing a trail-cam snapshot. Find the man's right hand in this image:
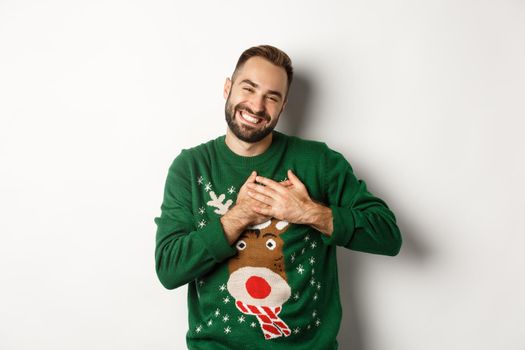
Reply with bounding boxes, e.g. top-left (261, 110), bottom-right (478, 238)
top-left (220, 171), bottom-right (271, 244)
